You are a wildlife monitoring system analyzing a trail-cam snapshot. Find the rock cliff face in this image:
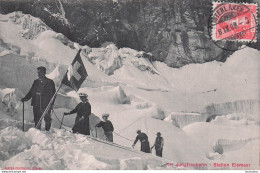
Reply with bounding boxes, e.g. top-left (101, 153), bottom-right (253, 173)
top-left (0, 0), bottom-right (259, 67)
